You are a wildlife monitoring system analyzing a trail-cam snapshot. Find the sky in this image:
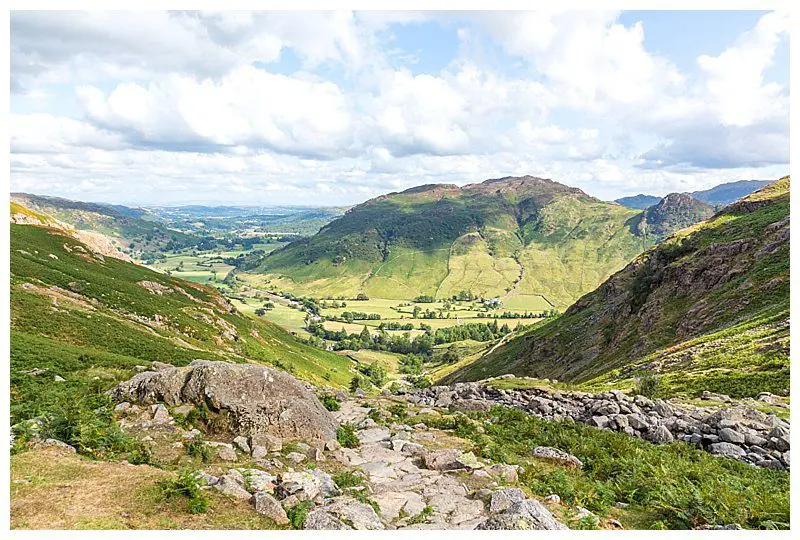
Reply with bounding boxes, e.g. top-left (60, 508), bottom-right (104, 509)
top-left (9, 10), bottom-right (790, 206)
